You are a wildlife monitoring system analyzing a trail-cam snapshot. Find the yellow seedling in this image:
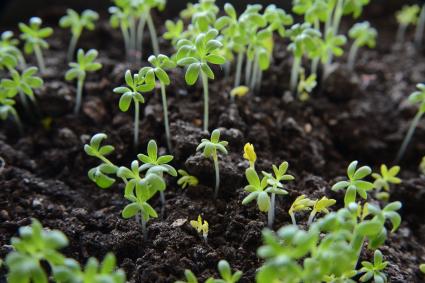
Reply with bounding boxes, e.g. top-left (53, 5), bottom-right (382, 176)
top-left (243, 143), bottom-right (257, 169)
top-left (288, 194), bottom-right (315, 225)
top-left (190, 215), bottom-right (209, 242)
top-left (357, 203), bottom-right (370, 221)
top-left (307, 196), bottom-right (336, 225)
top-left (372, 164), bottom-right (402, 201)
top-left (230, 86), bottom-right (249, 101)
top-left (177, 169), bottom-right (199, 189)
